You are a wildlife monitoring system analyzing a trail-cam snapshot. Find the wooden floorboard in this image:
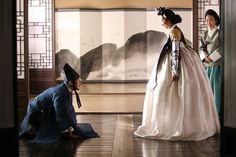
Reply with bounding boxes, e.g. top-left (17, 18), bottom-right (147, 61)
top-left (77, 83), bottom-right (145, 113)
top-left (30, 83), bottom-right (146, 113)
top-left (77, 94), bottom-right (144, 113)
top-left (79, 83), bottom-right (146, 94)
top-left (21, 84), bottom-right (220, 156)
top-left (19, 114), bottom-right (220, 157)
top-left (112, 115), bottom-right (133, 157)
